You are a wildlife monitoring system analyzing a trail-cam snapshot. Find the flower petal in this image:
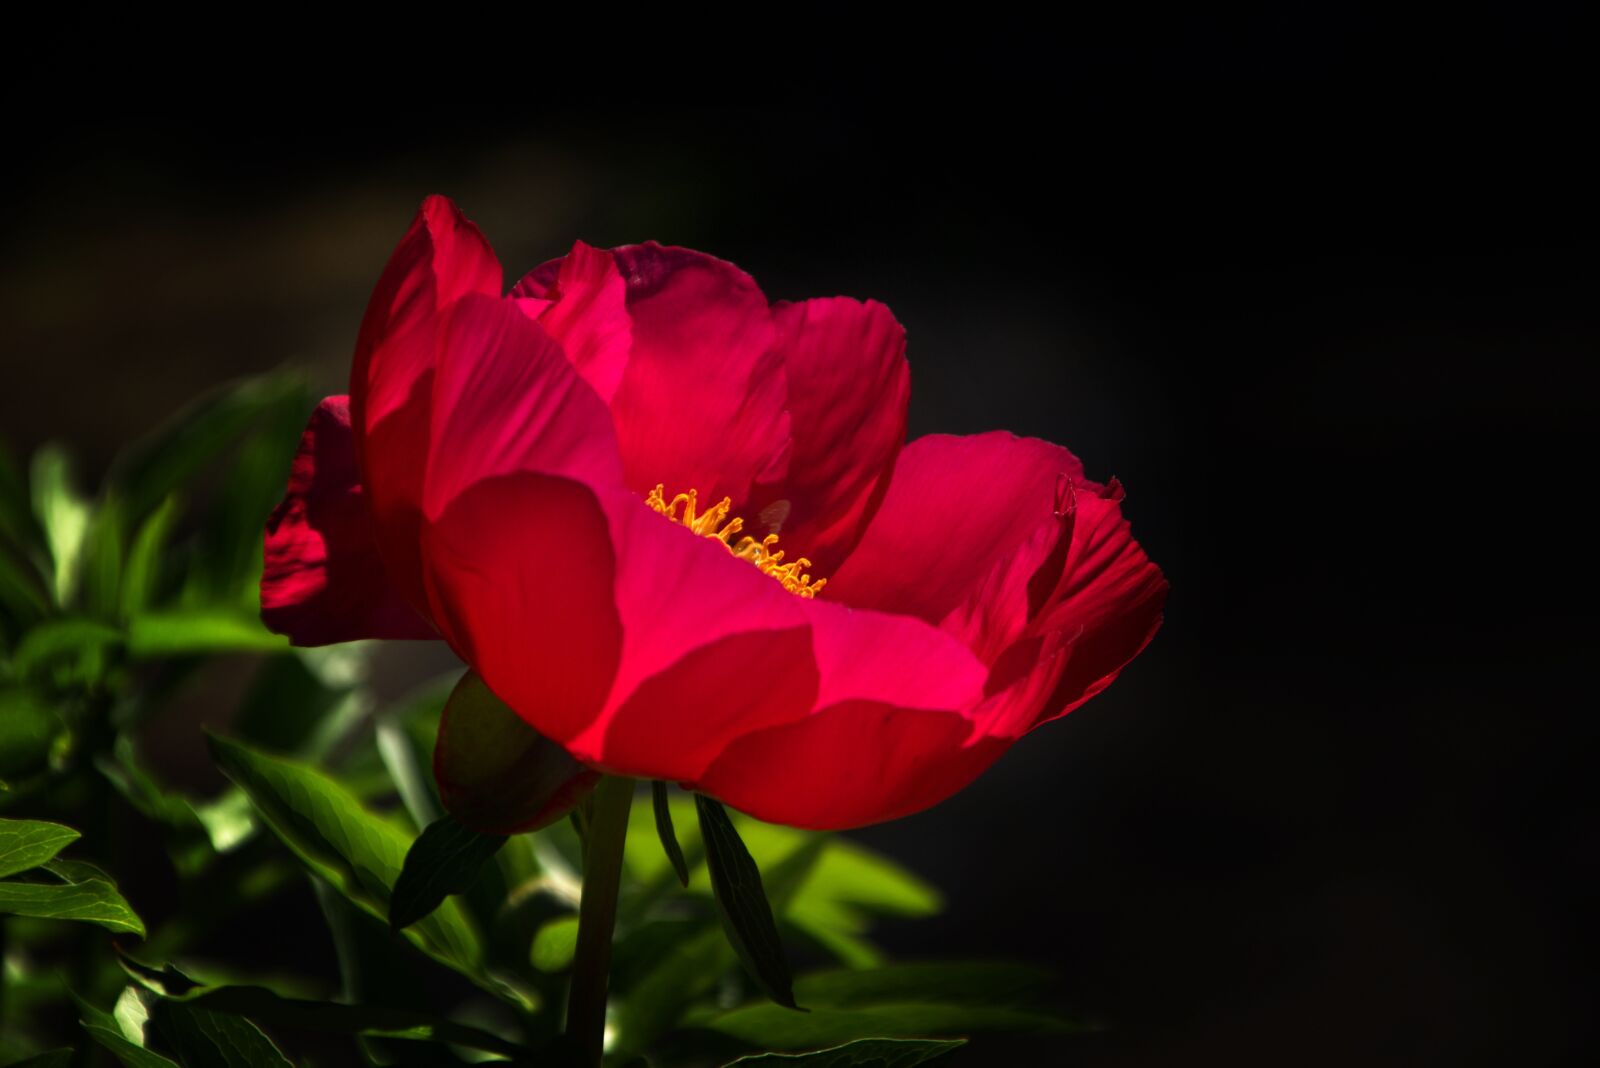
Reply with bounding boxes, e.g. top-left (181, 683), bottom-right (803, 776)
top-left (606, 243), bottom-right (789, 503)
top-left (422, 293), bottom-right (624, 519)
top-left (561, 483), bottom-right (988, 793)
top-left (351, 195), bottom-right (502, 608)
top-left (566, 494), bottom-right (817, 776)
top-left (525, 241), bottom-right (632, 403)
top-left (1030, 480), bottom-right (1167, 728)
top-left (261, 396), bottom-right (435, 645)
top-left (827, 432), bottom-right (1084, 630)
top-left (421, 473), bottom-right (623, 748)
top-left (416, 292), bottom-right (629, 745)
top-left (696, 703), bottom-right (1009, 831)
top-left (742, 298), bottom-right (910, 575)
